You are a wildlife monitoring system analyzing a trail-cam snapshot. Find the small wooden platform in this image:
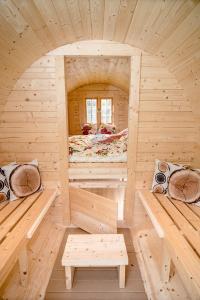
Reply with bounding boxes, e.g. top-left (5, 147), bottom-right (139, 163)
top-left (46, 228), bottom-right (147, 300)
top-left (62, 234), bottom-right (128, 289)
